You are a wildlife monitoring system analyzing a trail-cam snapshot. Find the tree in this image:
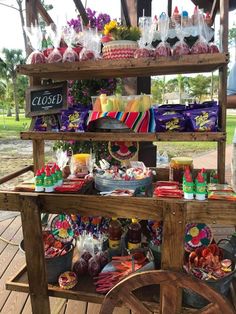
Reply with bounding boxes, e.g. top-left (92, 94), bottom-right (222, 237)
top-left (151, 77), bottom-right (166, 104)
top-left (0, 48), bottom-right (25, 121)
top-left (165, 75), bottom-right (190, 103)
top-left (0, 0), bottom-right (53, 55)
top-left (189, 75), bottom-right (211, 102)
